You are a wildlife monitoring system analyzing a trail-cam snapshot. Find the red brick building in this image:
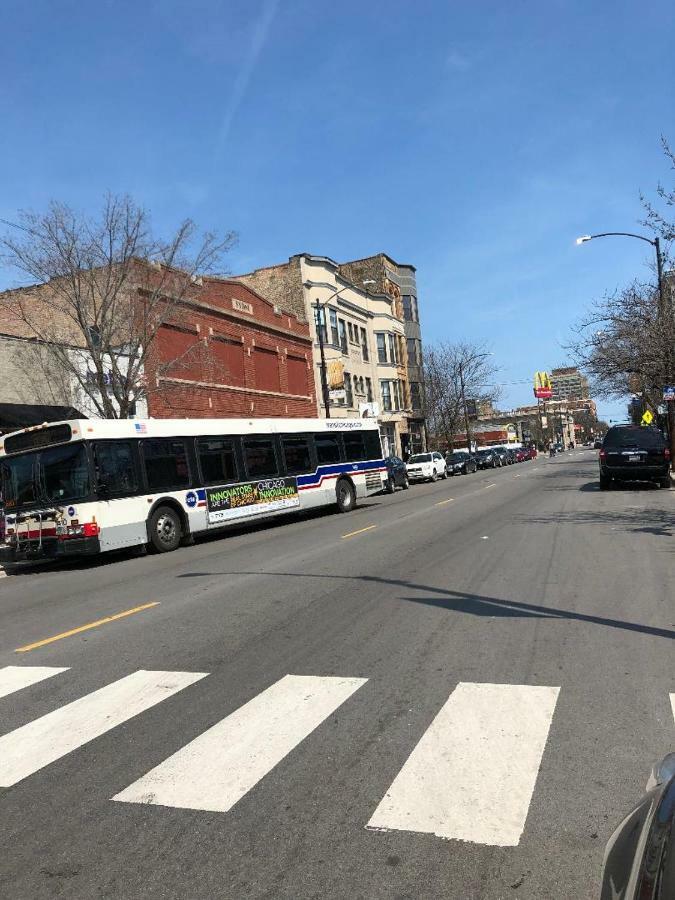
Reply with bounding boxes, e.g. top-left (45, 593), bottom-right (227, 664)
top-left (148, 278), bottom-right (316, 419)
